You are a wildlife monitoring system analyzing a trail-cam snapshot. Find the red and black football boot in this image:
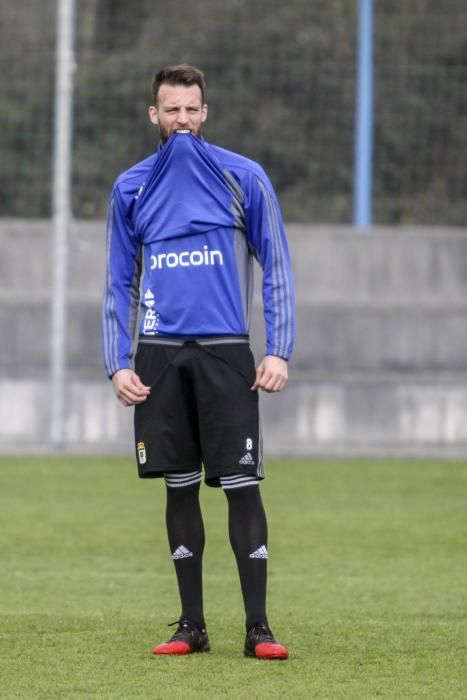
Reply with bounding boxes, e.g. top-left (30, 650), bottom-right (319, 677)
top-left (152, 619), bottom-right (210, 656)
top-left (244, 622), bottom-right (288, 660)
